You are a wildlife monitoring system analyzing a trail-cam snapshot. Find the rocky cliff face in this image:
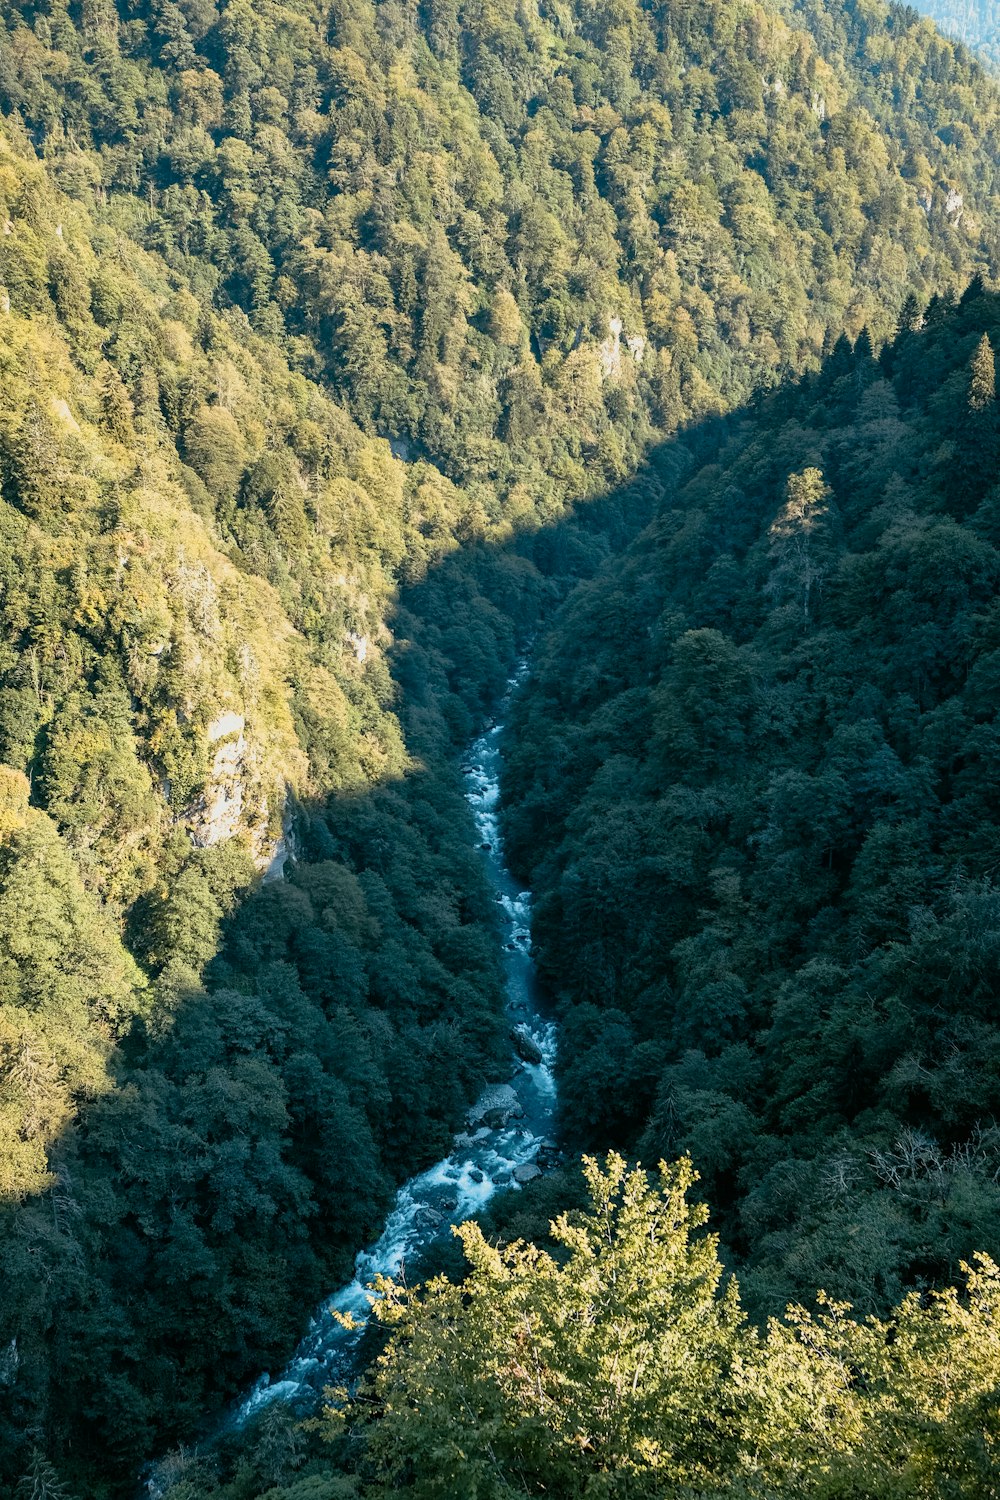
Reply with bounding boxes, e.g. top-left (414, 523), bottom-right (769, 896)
top-left (187, 711), bottom-right (248, 848)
